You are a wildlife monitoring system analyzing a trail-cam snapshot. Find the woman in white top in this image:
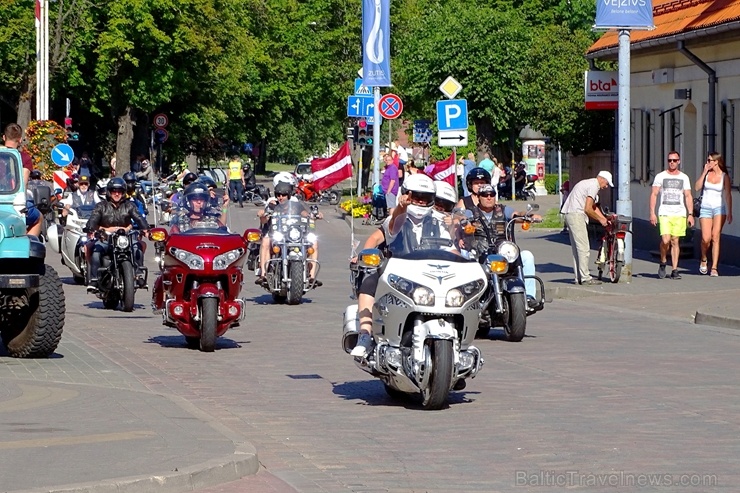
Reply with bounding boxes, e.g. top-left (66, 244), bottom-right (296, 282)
top-left (695, 152), bottom-right (733, 276)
